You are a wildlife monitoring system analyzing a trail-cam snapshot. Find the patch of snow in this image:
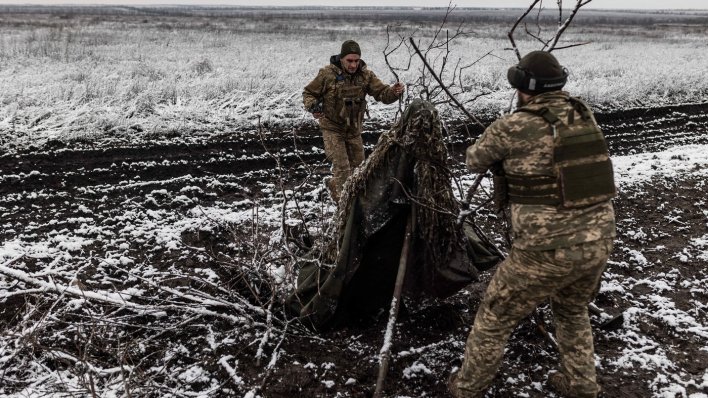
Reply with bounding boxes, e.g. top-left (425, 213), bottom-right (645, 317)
top-left (402, 361), bottom-right (432, 379)
top-left (178, 365), bottom-right (210, 383)
top-left (613, 145), bottom-right (708, 187)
